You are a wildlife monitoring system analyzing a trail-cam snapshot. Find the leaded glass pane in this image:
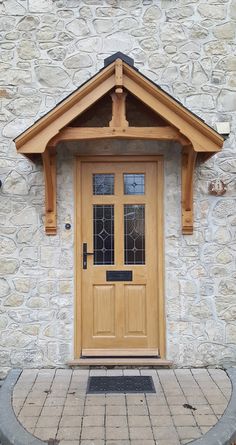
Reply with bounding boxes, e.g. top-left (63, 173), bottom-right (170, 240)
top-left (93, 205), bottom-right (114, 265)
top-left (93, 174), bottom-right (114, 195)
top-left (124, 205), bottom-right (145, 265)
top-left (124, 174), bottom-right (145, 195)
